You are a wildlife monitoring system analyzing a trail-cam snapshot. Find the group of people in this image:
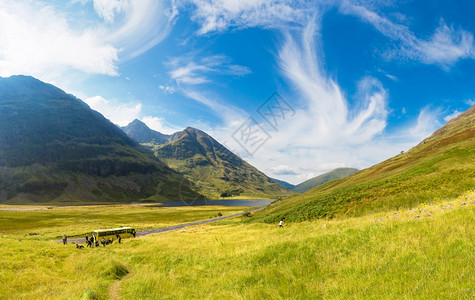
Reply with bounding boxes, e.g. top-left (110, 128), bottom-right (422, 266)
top-left (85, 234), bottom-right (98, 247)
top-left (83, 234), bottom-right (121, 247)
top-left (62, 234), bottom-right (123, 248)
